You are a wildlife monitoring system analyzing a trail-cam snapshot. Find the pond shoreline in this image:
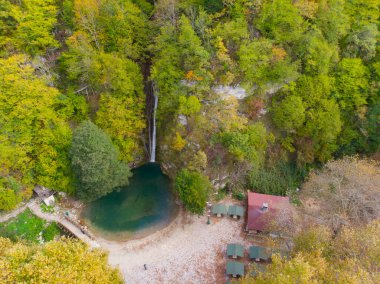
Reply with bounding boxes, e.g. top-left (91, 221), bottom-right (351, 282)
top-left (99, 198), bottom-right (251, 283)
top-left (79, 163), bottom-right (179, 241)
top-left (78, 204), bottom-right (181, 243)
top-left (85, 206), bottom-right (184, 246)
